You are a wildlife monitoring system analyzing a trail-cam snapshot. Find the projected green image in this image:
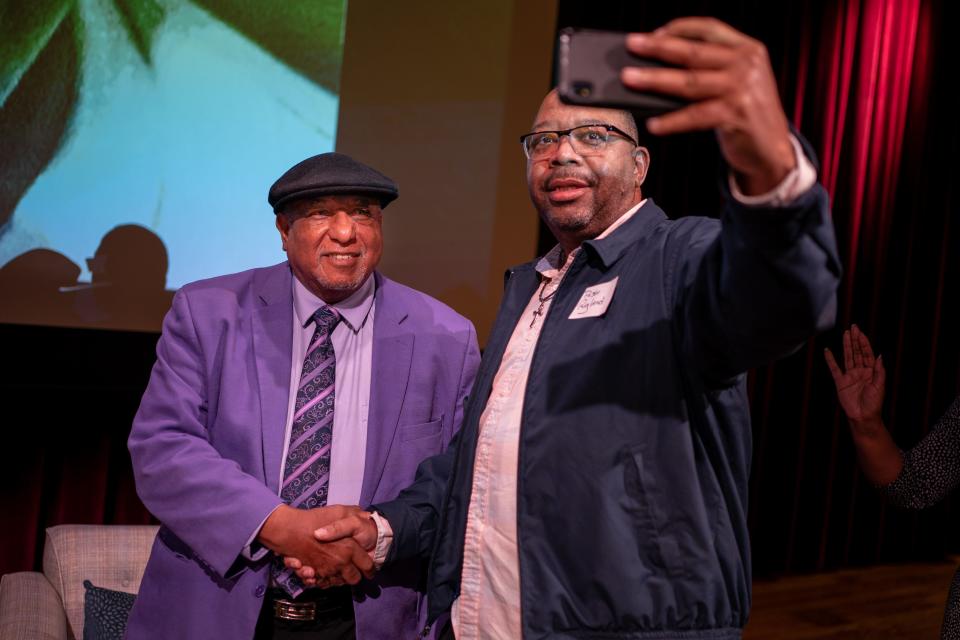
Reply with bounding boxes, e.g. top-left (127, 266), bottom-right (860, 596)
top-left (0, 0), bottom-right (346, 330)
